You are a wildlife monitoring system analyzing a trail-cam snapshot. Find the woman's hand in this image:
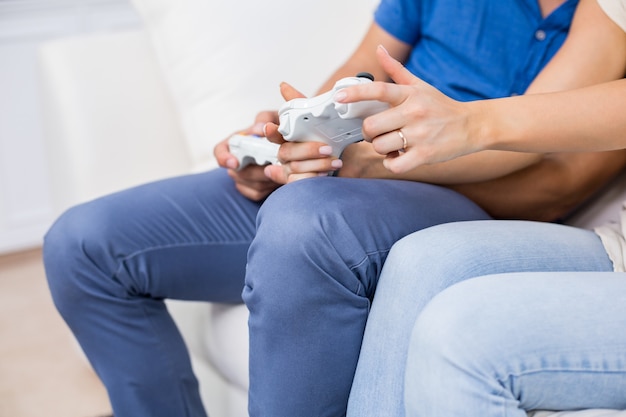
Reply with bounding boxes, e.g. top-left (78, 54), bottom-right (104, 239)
top-left (334, 45), bottom-right (484, 174)
top-left (263, 82), bottom-right (344, 183)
